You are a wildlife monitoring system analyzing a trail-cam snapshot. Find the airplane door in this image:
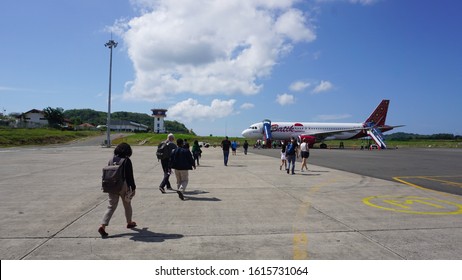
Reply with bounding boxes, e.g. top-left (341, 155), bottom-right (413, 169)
top-left (262, 120), bottom-right (272, 141)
